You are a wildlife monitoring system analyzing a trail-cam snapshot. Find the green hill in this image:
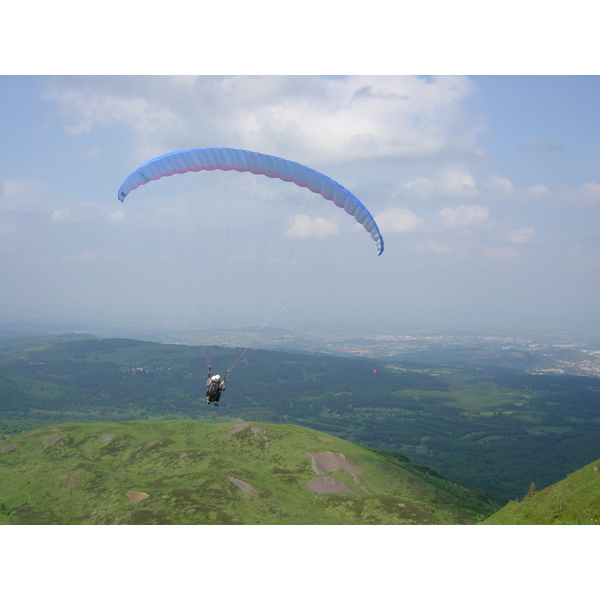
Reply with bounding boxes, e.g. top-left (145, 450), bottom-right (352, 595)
top-left (0, 420), bottom-right (497, 525)
top-left (483, 457), bottom-right (600, 524)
